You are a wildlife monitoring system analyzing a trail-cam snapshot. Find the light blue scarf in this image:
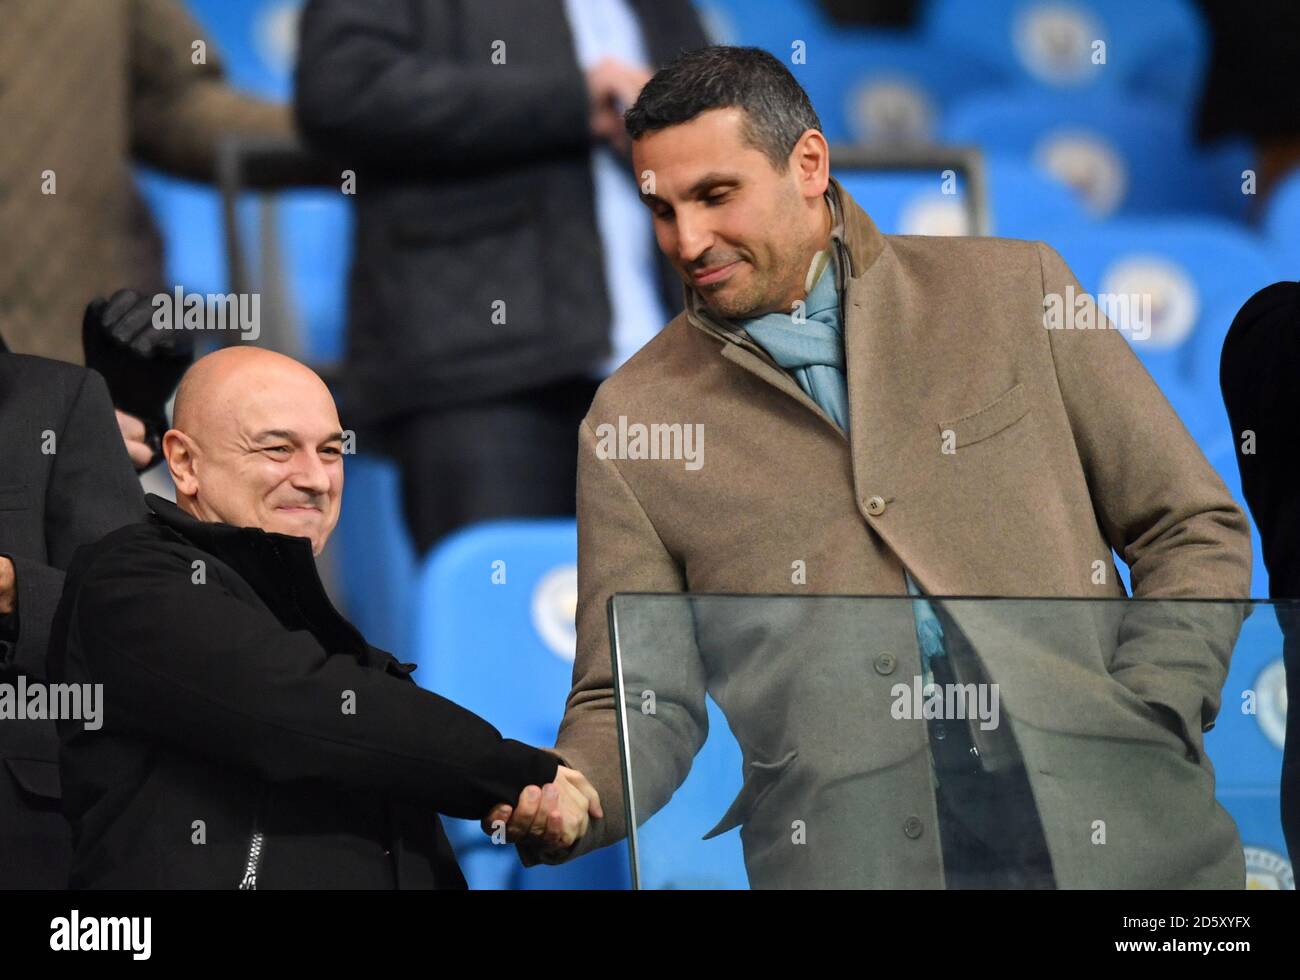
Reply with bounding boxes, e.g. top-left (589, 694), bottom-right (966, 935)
top-left (740, 255), bottom-right (946, 667)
